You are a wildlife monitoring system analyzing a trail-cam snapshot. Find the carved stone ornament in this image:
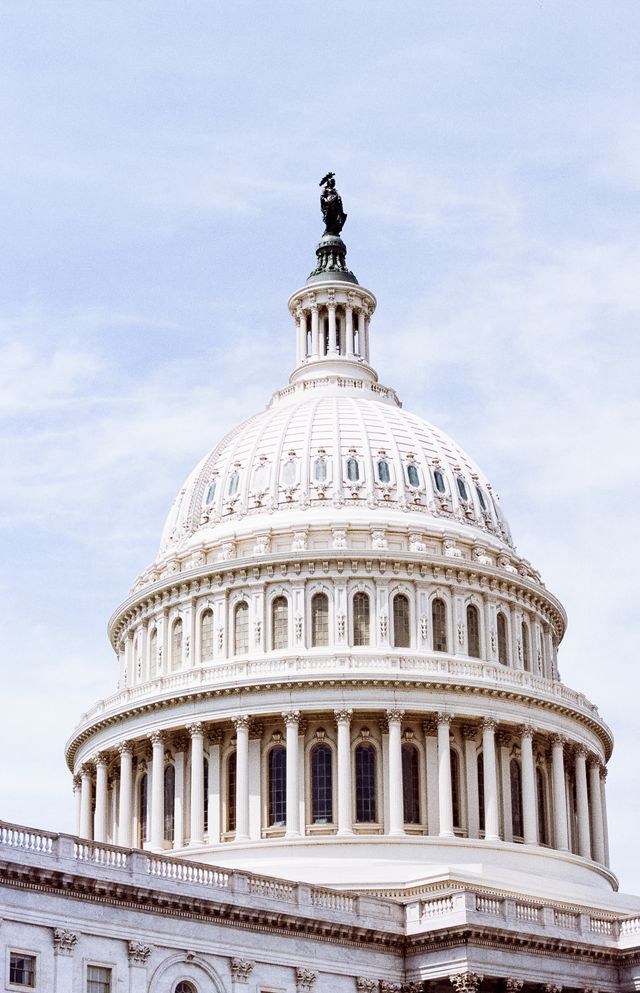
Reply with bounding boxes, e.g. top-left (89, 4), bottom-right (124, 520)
top-left (403, 984), bottom-right (423, 993)
top-left (356, 981), bottom-right (379, 993)
top-left (334, 708), bottom-right (353, 725)
top-left (53, 928), bottom-right (78, 955)
top-left (296, 967), bottom-right (319, 991)
top-left (504, 981), bottom-right (523, 993)
top-left (380, 984), bottom-right (401, 993)
top-left (544, 986), bottom-right (562, 993)
top-left (230, 958), bottom-right (255, 982)
top-left (449, 974), bottom-right (484, 993)
top-left (128, 941), bottom-right (151, 965)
